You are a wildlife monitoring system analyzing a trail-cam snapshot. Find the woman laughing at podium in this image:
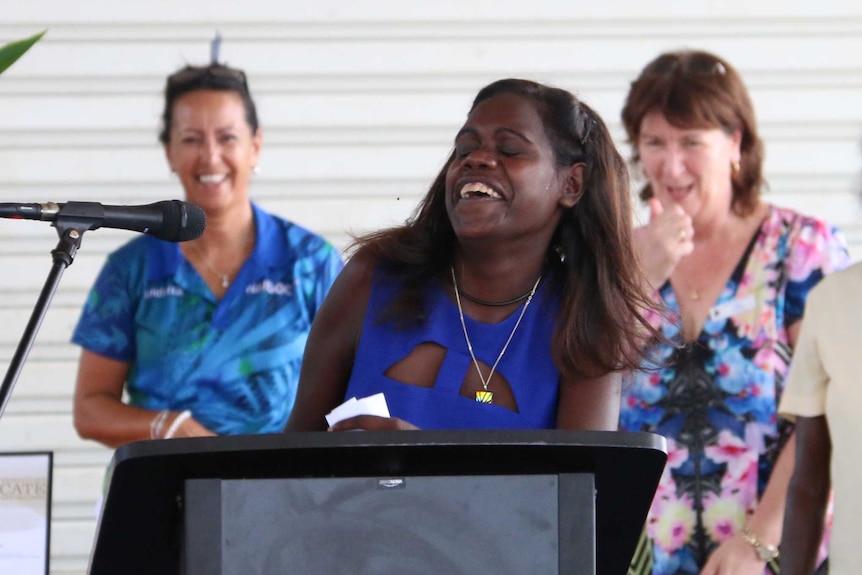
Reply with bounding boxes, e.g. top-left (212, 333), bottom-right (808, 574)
top-left (286, 78), bottom-right (659, 433)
